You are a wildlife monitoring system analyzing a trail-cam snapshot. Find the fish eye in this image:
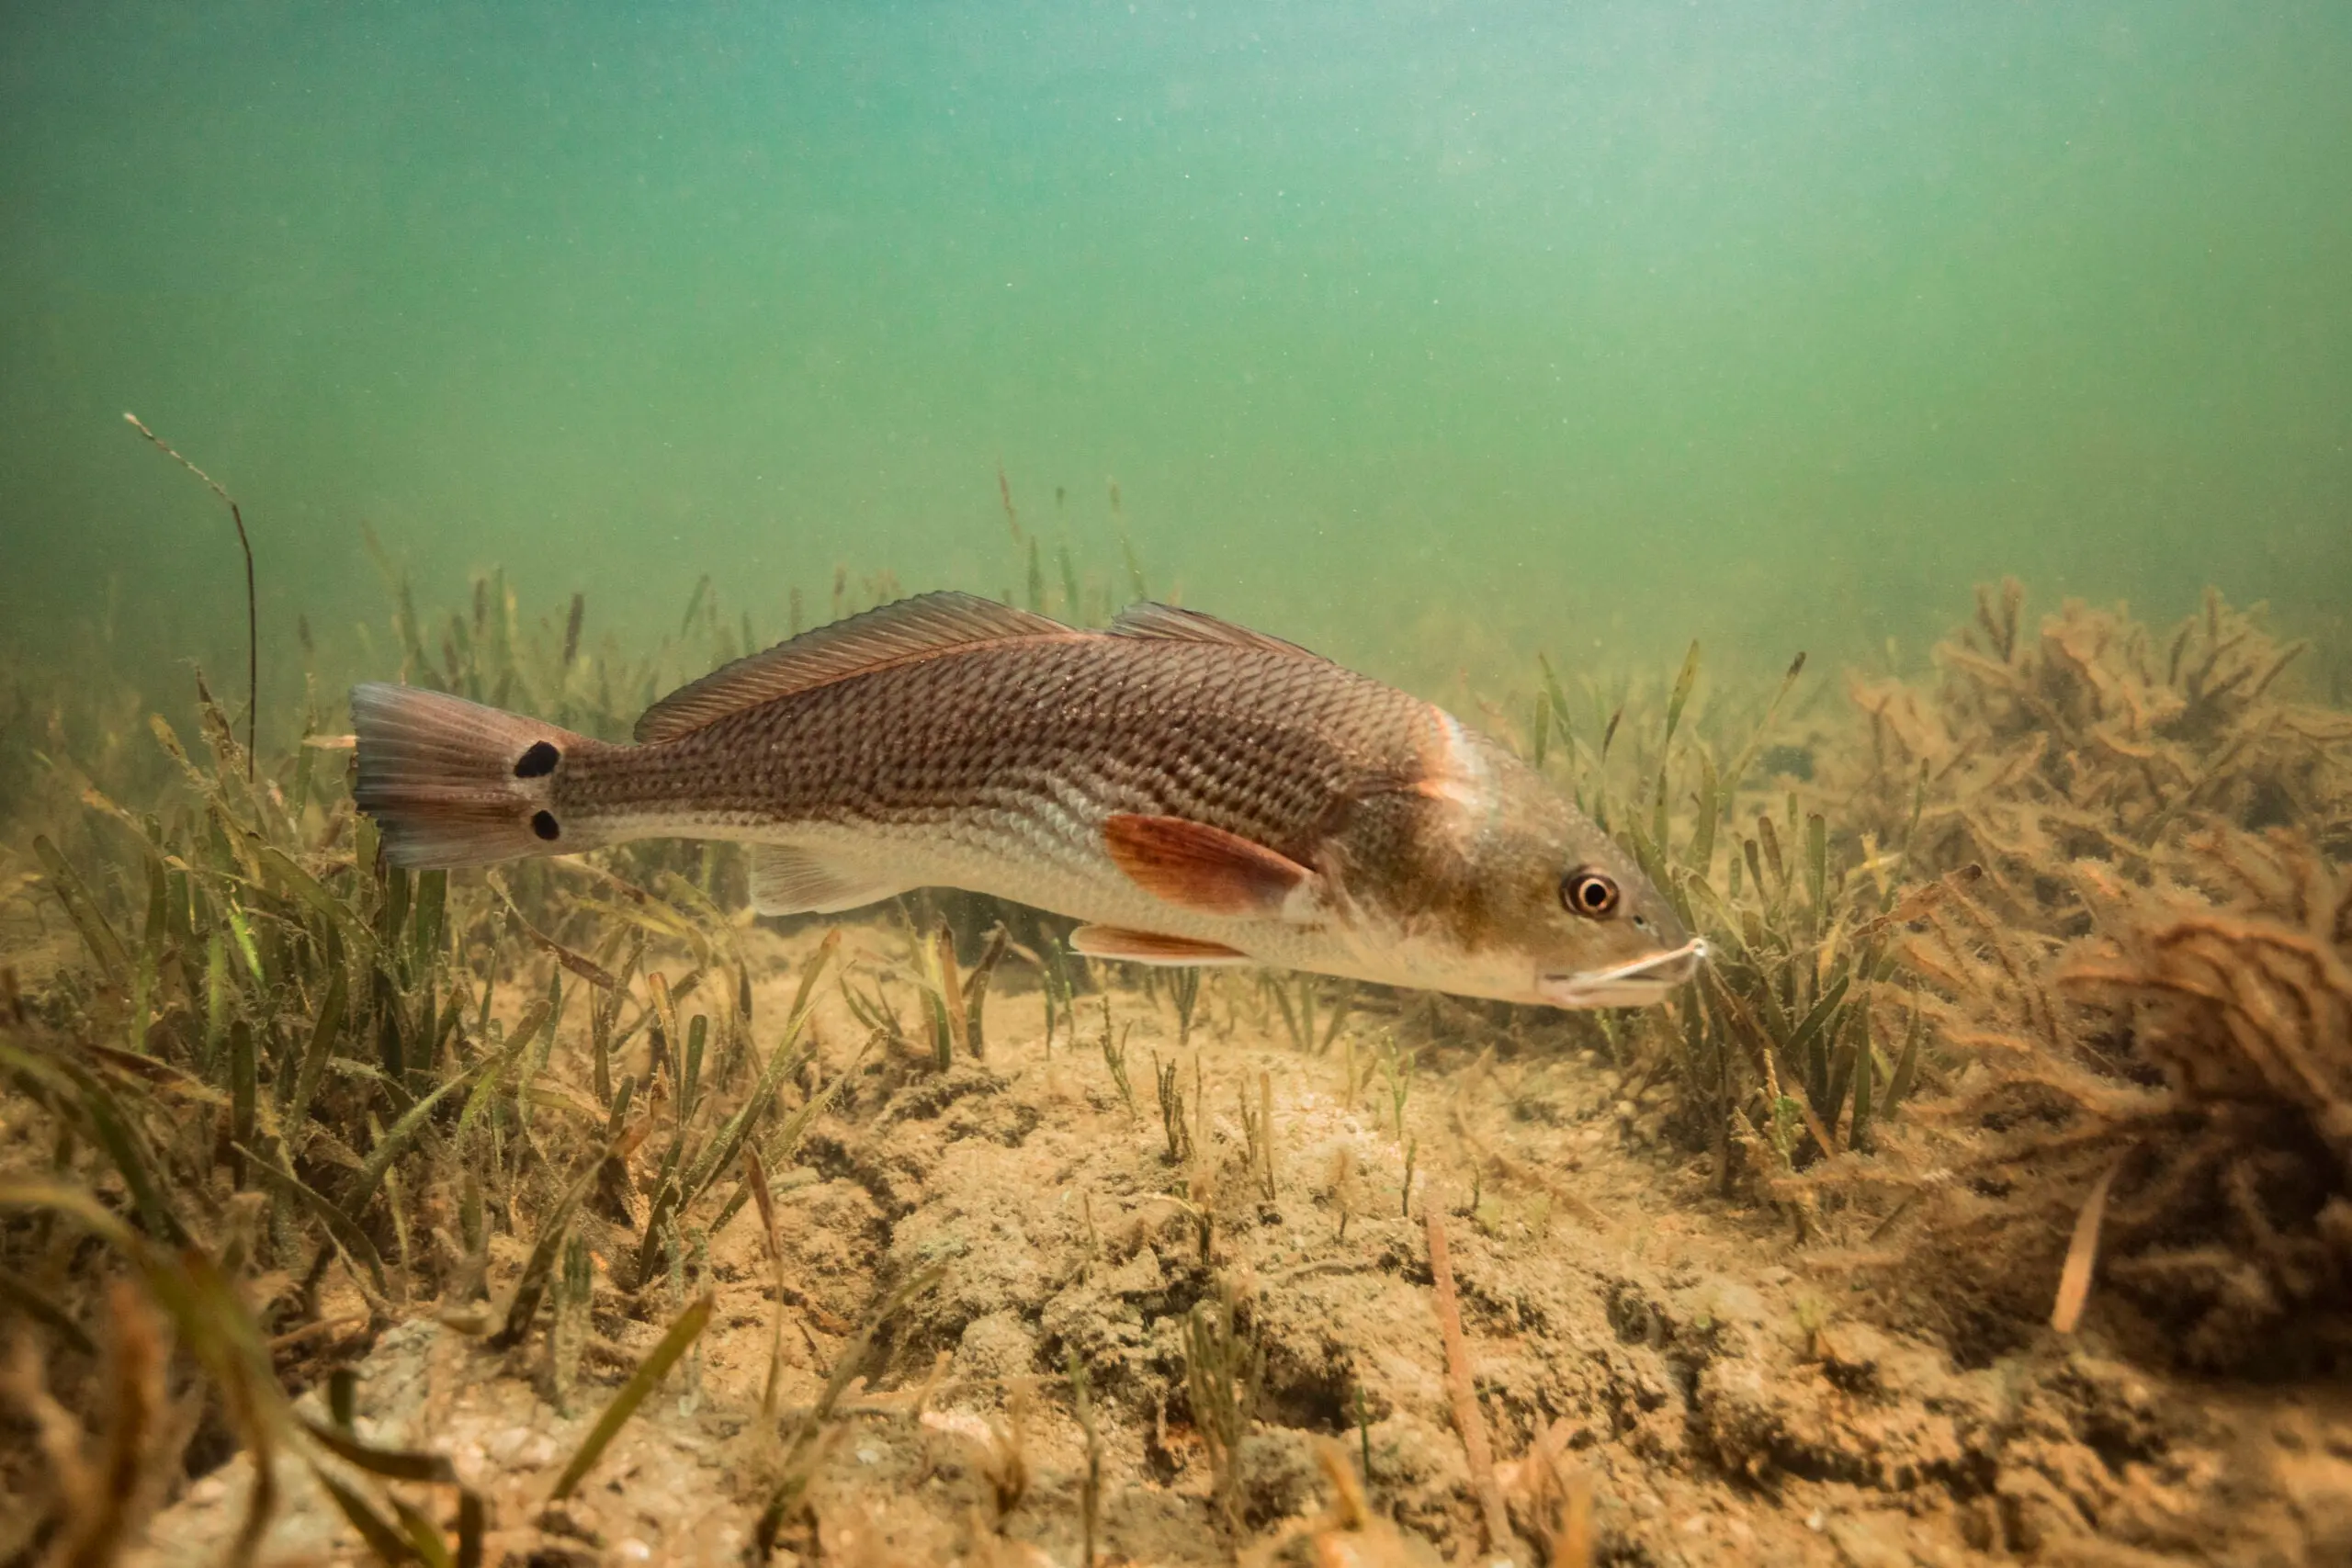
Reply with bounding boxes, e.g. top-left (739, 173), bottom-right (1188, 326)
top-left (1561, 869), bottom-right (1621, 919)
